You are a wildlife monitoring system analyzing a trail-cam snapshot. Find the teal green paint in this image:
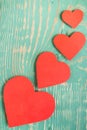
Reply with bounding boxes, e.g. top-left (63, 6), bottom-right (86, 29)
top-left (0, 0), bottom-right (87, 130)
